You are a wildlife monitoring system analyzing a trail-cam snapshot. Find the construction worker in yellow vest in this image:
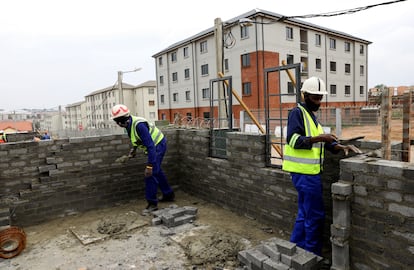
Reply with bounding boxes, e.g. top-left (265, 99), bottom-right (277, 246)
top-left (282, 77), bottom-right (362, 256)
top-left (112, 104), bottom-right (175, 215)
top-left (0, 130), bottom-right (7, 143)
